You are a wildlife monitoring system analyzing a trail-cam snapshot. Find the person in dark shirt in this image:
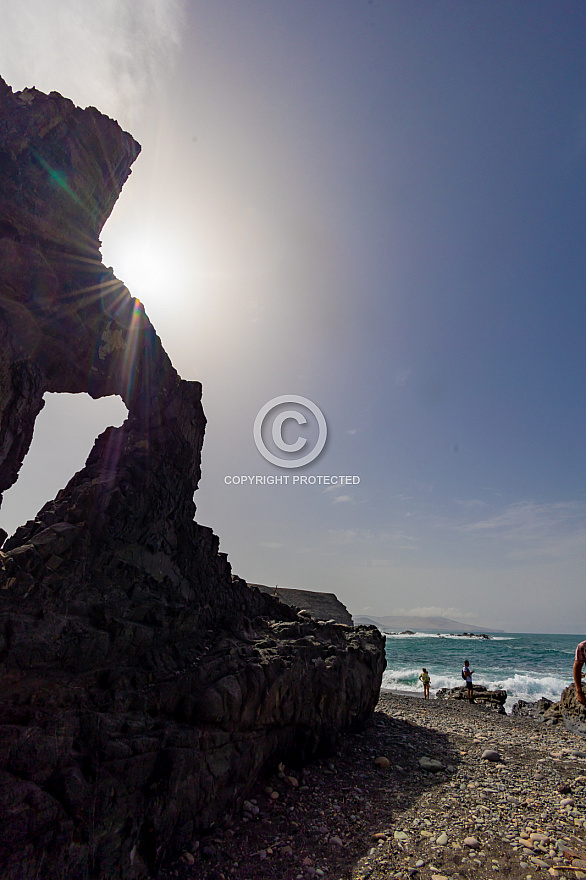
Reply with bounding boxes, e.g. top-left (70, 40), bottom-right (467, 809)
top-left (573, 641), bottom-right (586, 705)
top-left (462, 660), bottom-right (475, 703)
